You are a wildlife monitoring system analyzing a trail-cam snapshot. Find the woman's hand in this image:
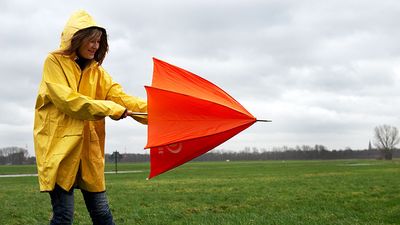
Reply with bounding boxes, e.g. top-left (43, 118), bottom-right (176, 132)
top-left (116, 109), bottom-right (134, 120)
top-left (115, 110), bottom-right (147, 124)
top-left (125, 110), bottom-right (136, 117)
